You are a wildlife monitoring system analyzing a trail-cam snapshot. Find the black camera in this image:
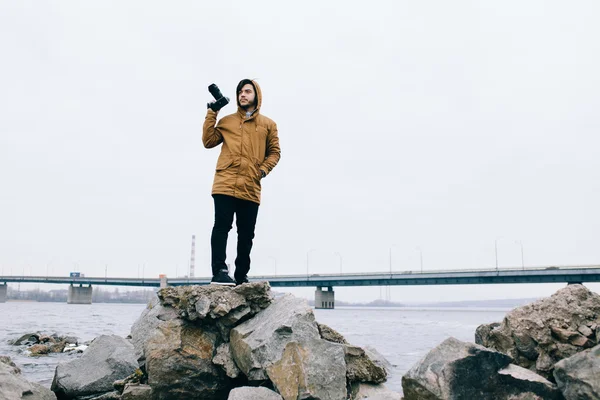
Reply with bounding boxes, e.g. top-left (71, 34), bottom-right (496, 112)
top-left (207, 83), bottom-right (230, 112)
